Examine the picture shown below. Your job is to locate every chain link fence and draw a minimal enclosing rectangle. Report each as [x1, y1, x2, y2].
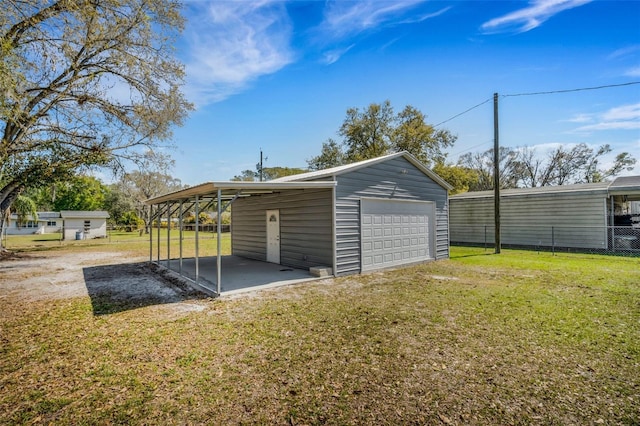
[451, 224, 640, 256]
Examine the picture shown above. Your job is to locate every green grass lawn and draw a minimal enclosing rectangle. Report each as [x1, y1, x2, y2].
[1, 246, 638, 424]
[2, 229, 231, 258]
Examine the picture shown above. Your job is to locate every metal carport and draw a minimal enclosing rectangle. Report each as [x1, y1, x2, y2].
[145, 181, 337, 296]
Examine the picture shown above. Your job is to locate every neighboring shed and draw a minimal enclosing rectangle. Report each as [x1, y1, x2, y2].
[146, 151, 452, 294]
[60, 211, 109, 240]
[449, 176, 640, 251]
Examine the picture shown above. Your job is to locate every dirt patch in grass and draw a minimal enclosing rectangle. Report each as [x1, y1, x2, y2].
[1, 247, 638, 424]
[0, 250, 205, 316]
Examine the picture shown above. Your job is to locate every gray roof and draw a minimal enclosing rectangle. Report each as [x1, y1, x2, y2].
[60, 211, 110, 219]
[9, 212, 60, 221]
[271, 151, 453, 190]
[37, 212, 62, 219]
[610, 175, 640, 190]
[451, 176, 640, 200]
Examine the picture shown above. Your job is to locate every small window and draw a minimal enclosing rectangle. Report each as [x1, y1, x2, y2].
[84, 220, 91, 232]
[269, 214, 278, 222]
[47, 221, 57, 226]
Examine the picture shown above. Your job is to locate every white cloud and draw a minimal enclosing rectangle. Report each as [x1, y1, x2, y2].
[322, 44, 355, 65]
[315, 1, 446, 63]
[321, 0, 427, 39]
[523, 142, 571, 152]
[572, 103, 640, 133]
[608, 45, 640, 60]
[182, 1, 294, 106]
[565, 113, 594, 123]
[400, 7, 452, 25]
[624, 67, 640, 78]
[603, 103, 640, 121]
[575, 121, 640, 132]
[481, 0, 593, 34]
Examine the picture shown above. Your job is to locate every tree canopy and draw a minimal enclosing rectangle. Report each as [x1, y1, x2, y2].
[0, 0, 192, 247]
[457, 143, 637, 191]
[51, 176, 109, 212]
[307, 101, 456, 170]
[231, 166, 307, 181]
[516, 144, 636, 187]
[11, 195, 38, 227]
[115, 151, 184, 232]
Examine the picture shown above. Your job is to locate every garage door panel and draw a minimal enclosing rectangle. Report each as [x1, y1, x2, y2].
[361, 199, 433, 272]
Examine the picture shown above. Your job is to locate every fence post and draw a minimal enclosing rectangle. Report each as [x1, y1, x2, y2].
[484, 225, 487, 251]
[611, 225, 615, 253]
[551, 226, 555, 256]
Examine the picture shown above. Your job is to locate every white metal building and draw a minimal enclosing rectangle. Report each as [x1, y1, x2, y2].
[60, 211, 110, 240]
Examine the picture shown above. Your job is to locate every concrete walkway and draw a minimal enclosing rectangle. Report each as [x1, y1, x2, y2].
[159, 255, 320, 295]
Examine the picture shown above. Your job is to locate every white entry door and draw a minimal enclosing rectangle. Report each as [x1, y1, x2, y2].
[266, 209, 280, 264]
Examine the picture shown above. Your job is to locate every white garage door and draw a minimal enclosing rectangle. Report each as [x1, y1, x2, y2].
[360, 199, 434, 272]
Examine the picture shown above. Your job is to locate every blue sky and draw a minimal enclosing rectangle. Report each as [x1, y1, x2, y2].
[168, 0, 640, 185]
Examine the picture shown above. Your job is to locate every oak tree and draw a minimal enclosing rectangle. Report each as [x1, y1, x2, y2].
[307, 101, 456, 169]
[0, 0, 192, 248]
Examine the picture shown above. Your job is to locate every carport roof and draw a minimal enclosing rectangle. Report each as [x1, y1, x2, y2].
[145, 180, 336, 205]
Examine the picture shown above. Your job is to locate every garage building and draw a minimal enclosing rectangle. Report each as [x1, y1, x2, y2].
[146, 151, 451, 294]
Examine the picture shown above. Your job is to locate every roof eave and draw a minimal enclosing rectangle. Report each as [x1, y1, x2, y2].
[145, 181, 337, 205]
[276, 151, 453, 191]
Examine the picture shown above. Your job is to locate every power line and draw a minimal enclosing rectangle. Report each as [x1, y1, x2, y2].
[433, 81, 640, 129]
[504, 81, 640, 98]
[449, 139, 493, 158]
[434, 97, 492, 128]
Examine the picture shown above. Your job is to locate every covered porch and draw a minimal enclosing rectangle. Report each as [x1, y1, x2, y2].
[607, 176, 640, 251]
[146, 180, 336, 296]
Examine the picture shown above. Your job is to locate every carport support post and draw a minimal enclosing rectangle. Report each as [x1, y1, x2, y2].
[157, 204, 161, 263]
[493, 92, 501, 254]
[195, 194, 200, 283]
[166, 201, 171, 270]
[149, 204, 153, 263]
[179, 200, 183, 275]
[217, 189, 222, 294]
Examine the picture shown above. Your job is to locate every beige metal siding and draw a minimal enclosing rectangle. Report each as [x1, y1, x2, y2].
[232, 188, 333, 270]
[450, 192, 607, 249]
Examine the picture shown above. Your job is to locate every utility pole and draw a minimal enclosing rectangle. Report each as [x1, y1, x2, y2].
[259, 149, 264, 182]
[493, 93, 501, 254]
